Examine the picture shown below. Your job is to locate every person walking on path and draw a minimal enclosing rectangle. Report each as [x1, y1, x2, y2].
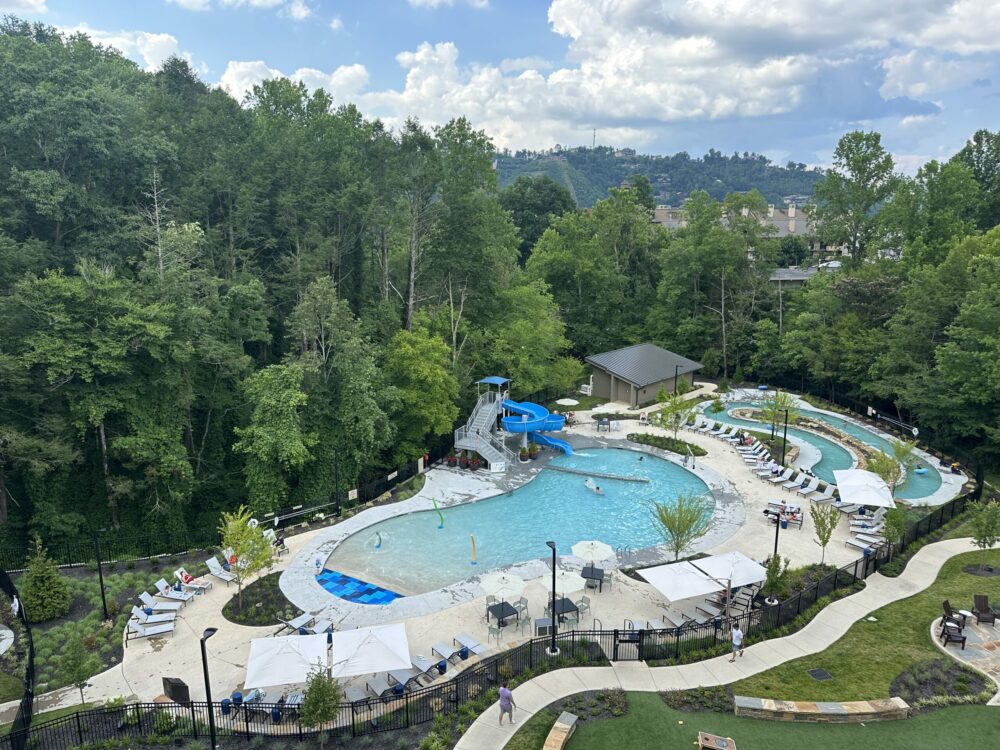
[729, 624, 744, 662]
[498, 681, 516, 725]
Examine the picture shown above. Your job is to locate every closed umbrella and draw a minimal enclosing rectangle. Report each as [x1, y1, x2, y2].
[571, 540, 614, 565]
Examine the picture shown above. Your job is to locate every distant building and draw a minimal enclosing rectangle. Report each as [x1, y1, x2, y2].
[585, 343, 702, 408]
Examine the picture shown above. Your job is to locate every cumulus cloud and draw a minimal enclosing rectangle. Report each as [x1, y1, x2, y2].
[499, 56, 553, 73]
[881, 51, 987, 98]
[408, 0, 489, 8]
[0, 0, 47, 11]
[283, 0, 310, 20]
[61, 23, 187, 71]
[329, 15, 343, 32]
[219, 60, 369, 102]
[166, 0, 210, 10]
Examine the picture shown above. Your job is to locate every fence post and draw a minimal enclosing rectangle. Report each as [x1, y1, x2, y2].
[405, 692, 410, 728]
[191, 703, 198, 738]
[75, 711, 84, 745]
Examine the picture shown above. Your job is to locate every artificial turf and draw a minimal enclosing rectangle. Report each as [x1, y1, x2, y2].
[565, 693, 997, 750]
[733, 548, 1000, 701]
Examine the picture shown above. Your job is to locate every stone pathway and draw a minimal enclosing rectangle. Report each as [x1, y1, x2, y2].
[931, 615, 1000, 702]
[453, 537, 999, 750]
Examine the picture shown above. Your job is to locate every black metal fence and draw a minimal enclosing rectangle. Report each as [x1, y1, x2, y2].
[0, 569, 33, 750]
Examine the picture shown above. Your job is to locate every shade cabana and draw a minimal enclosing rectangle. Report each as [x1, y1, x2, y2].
[637, 551, 767, 619]
[329, 623, 411, 679]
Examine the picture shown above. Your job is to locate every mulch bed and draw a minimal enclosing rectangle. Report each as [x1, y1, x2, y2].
[962, 564, 1000, 577]
[889, 657, 989, 705]
[221, 572, 296, 627]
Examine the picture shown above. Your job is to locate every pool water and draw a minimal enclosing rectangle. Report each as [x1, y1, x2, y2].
[323, 448, 709, 595]
[707, 401, 942, 499]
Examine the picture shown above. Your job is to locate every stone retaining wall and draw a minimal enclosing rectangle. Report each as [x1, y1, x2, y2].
[733, 695, 910, 723]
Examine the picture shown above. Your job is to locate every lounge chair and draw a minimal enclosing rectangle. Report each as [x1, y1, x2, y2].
[942, 600, 965, 627]
[388, 667, 422, 691]
[852, 507, 886, 523]
[366, 675, 393, 698]
[138, 591, 184, 612]
[708, 424, 727, 437]
[453, 633, 487, 655]
[854, 533, 886, 547]
[432, 642, 458, 662]
[810, 486, 837, 504]
[837, 503, 860, 515]
[844, 538, 872, 553]
[130, 605, 176, 625]
[127, 620, 174, 643]
[973, 595, 997, 627]
[741, 443, 765, 457]
[797, 478, 820, 497]
[344, 685, 368, 710]
[716, 426, 738, 440]
[781, 474, 803, 491]
[205, 556, 237, 586]
[305, 619, 333, 636]
[697, 420, 716, 433]
[411, 654, 439, 676]
[768, 468, 794, 484]
[155, 578, 194, 603]
[743, 450, 769, 463]
[276, 613, 315, 635]
[174, 567, 212, 594]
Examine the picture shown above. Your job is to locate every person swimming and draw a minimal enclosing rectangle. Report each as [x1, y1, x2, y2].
[638, 455, 644, 462]
[584, 478, 603, 494]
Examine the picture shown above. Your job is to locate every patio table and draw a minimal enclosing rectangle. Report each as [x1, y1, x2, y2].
[582, 566, 604, 592]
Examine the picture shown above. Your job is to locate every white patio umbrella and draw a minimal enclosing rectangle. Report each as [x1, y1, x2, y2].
[638, 551, 767, 620]
[479, 571, 526, 602]
[244, 634, 328, 690]
[329, 623, 411, 679]
[552, 569, 584, 595]
[571, 540, 615, 565]
[833, 469, 895, 509]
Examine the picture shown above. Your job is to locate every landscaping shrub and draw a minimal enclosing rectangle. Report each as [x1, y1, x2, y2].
[19, 536, 72, 623]
[890, 658, 989, 705]
[661, 685, 733, 713]
[627, 432, 707, 456]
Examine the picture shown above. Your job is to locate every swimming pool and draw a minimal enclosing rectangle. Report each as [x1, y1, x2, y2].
[707, 400, 942, 499]
[323, 448, 710, 595]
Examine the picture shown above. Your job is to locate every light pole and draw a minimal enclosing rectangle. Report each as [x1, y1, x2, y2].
[545, 541, 559, 656]
[333, 448, 341, 515]
[673, 364, 681, 394]
[92, 528, 109, 621]
[200, 628, 219, 750]
[773, 513, 781, 558]
[780, 409, 789, 465]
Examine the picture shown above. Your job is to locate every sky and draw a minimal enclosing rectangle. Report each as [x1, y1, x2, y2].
[5, 0, 1000, 171]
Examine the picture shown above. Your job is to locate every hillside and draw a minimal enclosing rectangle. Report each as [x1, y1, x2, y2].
[496, 146, 825, 207]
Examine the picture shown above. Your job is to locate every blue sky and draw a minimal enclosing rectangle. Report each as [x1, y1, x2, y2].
[7, 0, 1000, 171]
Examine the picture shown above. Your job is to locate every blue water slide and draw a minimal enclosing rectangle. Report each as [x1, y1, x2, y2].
[501, 400, 573, 455]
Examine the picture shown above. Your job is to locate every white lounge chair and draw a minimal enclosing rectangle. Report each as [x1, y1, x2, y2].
[174, 567, 212, 594]
[744, 451, 769, 464]
[130, 605, 176, 625]
[855, 533, 886, 547]
[797, 478, 821, 497]
[715, 426, 738, 440]
[206, 556, 237, 585]
[708, 424, 728, 437]
[155, 578, 194, 602]
[737, 441, 762, 454]
[768, 468, 794, 484]
[127, 619, 175, 642]
[276, 612, 314, 635]
[453, 633, 487, 655]
[810, 486, 837, 503]
[781, 473, 803, 491]
[697, 420, 716, 433]
[845, 538, 872, 553]
[139, 591, 184, 612]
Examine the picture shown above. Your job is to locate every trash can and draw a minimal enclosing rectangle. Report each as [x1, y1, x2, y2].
[780, 519, 788, 529]
[271, 708, 282, 724]
[437, 660, 447, 676]
[220, 699, 231, 716]
[459, 646, 469, 660]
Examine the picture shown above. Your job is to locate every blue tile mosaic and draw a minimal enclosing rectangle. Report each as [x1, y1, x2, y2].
[315, 568, 404, 605]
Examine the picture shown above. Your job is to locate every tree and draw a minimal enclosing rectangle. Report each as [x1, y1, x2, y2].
[657, 393, 697, 440]
[867, 450, 903, 497]
[19, 536, 71, 623]
[968, 500, 1000, 572]
[651, 493, 712, 560]
[810, 503, 840, 564]
[499, 174, 575, 265]
[62, 635, 101, 706]
[299, 667, 343, 749]
[762, 554, 790, 603]
[813, 131, 896, 263]
[218, 505, 274, 610]
[382, 324, 459, 464]
[233, 364, 315, 514]
[953, 128, 1000, 231]
[759, 391, 799, 438]
[883, 507, 908, 562]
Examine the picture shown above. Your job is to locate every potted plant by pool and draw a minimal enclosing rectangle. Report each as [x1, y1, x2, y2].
[469, 453, 482, 471]
[447, 451, 458, 467]
[529, 442, 540, 460]
[519, 446, 530, 463]
[459, 450, 469, 469]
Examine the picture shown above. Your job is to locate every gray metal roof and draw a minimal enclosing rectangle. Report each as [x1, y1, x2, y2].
[769, 267, 818, 282]
[585, 344, 703, 388]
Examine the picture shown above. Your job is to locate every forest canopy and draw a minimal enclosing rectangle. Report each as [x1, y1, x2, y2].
[1, 18, 999, 550]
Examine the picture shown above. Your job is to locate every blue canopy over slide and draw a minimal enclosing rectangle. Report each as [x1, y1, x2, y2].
[501, 400, 573, 455]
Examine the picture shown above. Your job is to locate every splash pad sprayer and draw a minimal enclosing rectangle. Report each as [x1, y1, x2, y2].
[470, 534, 477, 565]
[432, 499, 444, 529]
[375, 532, 382, 550]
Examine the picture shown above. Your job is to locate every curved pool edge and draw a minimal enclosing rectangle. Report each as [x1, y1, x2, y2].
[278, 440, 744, 630]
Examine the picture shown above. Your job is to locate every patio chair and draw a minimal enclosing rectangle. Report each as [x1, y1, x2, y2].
[513, 596, 529, 616]
[138, 591, 184, 612]
[519, 616, 534, 635]
[576, 595, 592, 617]
[263, 528, 289, 557]
[155, 578, 194, 603]
[205, 556, 237, 586]
[487, 625, 504, 645]
[973, 595, 997, 627]
[130, 605, 176, 625]
[602, 571, 613, 590]
[174, 567, 212, 594]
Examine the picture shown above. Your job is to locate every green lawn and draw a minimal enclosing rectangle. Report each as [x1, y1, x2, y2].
[1, 703, 95, 734]
[0, 671, 23, 704]
[565, 693, 996, 750]
[505, 708, 560, 750]
[733, 548, 1000, 701]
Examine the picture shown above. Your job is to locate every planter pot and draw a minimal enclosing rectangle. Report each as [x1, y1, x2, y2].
[447, 457, 458, 467]
[460, 459, 469, 468]
[764, 596, 779, 606]
[519, 454, 530, 464]
[469, 460, 482, 471]
[530, 452, 539, 461]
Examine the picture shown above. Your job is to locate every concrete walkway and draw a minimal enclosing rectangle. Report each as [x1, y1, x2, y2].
[454, 537, 996, 750]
